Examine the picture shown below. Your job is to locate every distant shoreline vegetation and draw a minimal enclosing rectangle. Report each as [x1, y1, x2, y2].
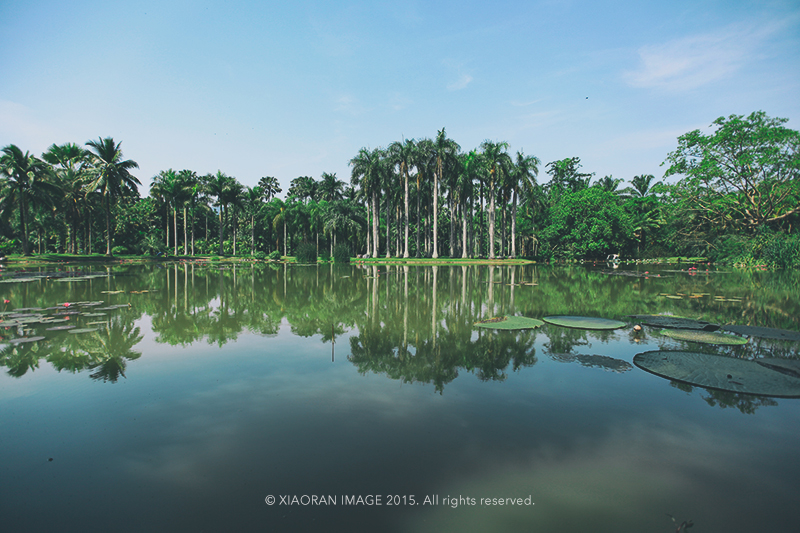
[1, 112, 798, 268]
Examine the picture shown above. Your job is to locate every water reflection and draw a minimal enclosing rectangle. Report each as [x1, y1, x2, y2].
[1, 263, 799, 400]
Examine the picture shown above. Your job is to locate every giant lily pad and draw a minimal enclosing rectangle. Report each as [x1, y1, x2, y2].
[543, 316, 626, 330]
[47, 325, 76, 331]
[549, 353, 633, 373]
[720, 325, 800, 342]
[67, 328, 99, 334]
[660, 329, 748, 345]
[634, 350, 800, 397]
[627, 315, 719, 331]
[474, 316, 544, 330]
[757, 358, 800, 378]
[9, 336, 46, 344]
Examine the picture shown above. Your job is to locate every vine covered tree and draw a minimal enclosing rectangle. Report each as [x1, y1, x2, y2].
[664, 111, 800, 232]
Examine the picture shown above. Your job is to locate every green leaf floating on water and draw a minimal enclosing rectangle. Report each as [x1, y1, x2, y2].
[720, 325, 800, 342]
[659, 328, 748, 345]
[543, 316, 627, 330]
[9, 336, 46, 344]
[474, 316, 545, 330]
[68, 328, 99, 334]
[634, 350, 800, 397]
[627, 315, 718, 331]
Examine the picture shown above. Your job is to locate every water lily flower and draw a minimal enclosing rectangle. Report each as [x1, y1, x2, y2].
[3, 299, 9, 304]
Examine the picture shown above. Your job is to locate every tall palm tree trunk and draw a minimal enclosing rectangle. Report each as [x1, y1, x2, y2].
[174, 207, 178, 256]
[462, 199, 468, 258]
[489, 176, 497, 259]
[433, 171, 439, 258]
[372, 191, 378, 258]
[403, 172, 410, 258]
[105, 196, 112, 255]
[184, 207, 188, 256]
[510, 189, 518, 258]
[218, 207, 224, 255]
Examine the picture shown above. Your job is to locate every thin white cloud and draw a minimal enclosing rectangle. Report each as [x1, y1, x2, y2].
[447, 74, 473, 91]
[624, 22, 782, 91]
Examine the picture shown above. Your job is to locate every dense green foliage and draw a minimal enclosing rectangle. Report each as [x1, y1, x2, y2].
[295, 242, 318, 264]
[1, 111, 797, 266]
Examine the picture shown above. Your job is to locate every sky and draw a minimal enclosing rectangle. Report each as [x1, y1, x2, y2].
[1, 0, 798, 198]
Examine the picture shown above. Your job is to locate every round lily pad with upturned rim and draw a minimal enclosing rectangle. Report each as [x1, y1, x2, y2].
[720, 325, 800, 342]
[659, 328, 748, 345]
[634, 350, 800, 397]
[543, 316, 626, 330]
[474, 316, 544, 330]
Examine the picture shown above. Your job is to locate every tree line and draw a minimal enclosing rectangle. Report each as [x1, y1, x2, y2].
[1, 111, 798, 265]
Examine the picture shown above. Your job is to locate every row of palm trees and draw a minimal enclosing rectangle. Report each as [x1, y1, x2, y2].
[349, 128, 542, 259]
[1, 138, 139, 256]
[2, 131, 663, 259]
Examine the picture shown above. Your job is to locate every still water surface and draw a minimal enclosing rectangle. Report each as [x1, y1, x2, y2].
[1, 262, 799, 532]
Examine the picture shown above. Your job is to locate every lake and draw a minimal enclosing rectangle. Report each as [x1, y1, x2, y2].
[1, 262, 799, 532]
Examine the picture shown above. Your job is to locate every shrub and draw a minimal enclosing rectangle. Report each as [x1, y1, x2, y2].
[319, 249, 330, 262]
[111, 245, 128, 256]
[333, 244, 350, 264]
[296, 242, 317, 264]
[764, 234, 800, 269]
[253, 251, 266, 260]
[268, 250, 281, 261]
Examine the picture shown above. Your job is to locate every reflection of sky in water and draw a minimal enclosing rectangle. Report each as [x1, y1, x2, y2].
[1, 264, 799, 532]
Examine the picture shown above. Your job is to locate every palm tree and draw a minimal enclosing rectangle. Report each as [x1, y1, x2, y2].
[272, 200, 288, 257]
[317, 172, 344, 202]
[508, 151, 540, 258]
[288, 176, 317, 202]
[458, 150, 481, 257]
[350, 147, 384, 258]
[480, 140, 512, 259]
[243, 185, 264, 255]
[258, 176, 282, 203]
[177, 170, 198, 255]
[412, 139, 434, 257]
[205, 170, 236, 255]
[388, 138, 415, 258]
[1, 145, 60, 255]
[43, 143, 89, 254]
[432, 128, 460, 258]
[84, 137, 140, 256]
[150, 169, 181, 254]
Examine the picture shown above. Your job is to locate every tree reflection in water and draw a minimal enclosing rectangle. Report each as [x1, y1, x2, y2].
[0, 262, 797, 411]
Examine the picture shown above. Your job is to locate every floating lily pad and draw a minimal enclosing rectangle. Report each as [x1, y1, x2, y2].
[67, 328, 99, 334]
[634, 350, 800, 397]
[78, 301, 105, 307]
[660, 329, 748, 345]
[543, 316, 626, 330]
[474, 316, 544, 330]
[0, 277, 38, 283]
[54, 277, 88, 282]
[757, 358, 800, 378]
[549, 353, 633, 373]
[80, 312, 107, 317]
[9, 336, 46, 344]
[101, 290, 125, 294]
[720, 325, 800, 342]
[47, 325, 76, 331]
[627, 315, 719, 331]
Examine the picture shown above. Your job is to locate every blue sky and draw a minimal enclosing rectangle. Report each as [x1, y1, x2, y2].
[2, 0, 798, 197]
